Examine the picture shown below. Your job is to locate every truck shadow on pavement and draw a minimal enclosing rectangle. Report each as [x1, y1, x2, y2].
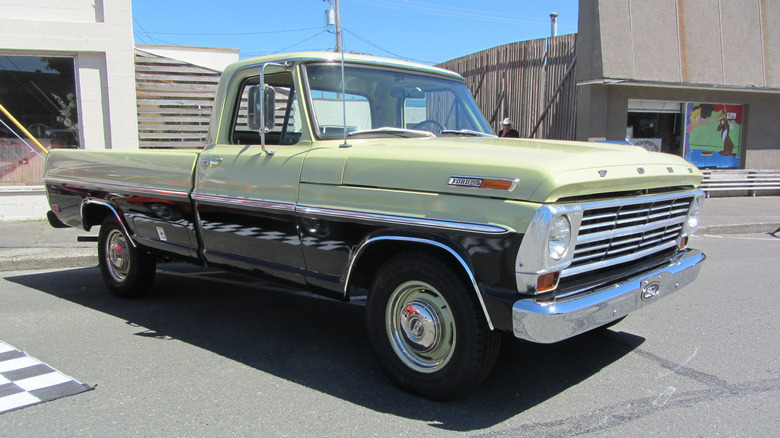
[7, 264, 646, 432]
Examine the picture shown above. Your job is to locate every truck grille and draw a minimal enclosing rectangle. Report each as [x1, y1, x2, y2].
[563, 194, 693, 277]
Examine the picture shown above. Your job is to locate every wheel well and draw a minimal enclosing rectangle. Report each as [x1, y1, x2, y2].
[82, 203, 111, 230]
[82, 201, 126, 232]
[348, 239, 474, 297]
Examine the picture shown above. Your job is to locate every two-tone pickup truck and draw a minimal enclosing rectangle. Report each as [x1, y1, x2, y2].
[43, 52, 705, 399]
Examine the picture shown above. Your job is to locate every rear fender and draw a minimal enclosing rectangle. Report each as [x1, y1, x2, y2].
[81, 198, 136, 248]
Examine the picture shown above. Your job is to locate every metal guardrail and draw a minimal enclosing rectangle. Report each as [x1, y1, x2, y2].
[700, 169, 780, 197]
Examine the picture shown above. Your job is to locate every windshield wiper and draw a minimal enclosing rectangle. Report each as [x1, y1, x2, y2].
[440, 129, 497, 138]
[347, 127, 436, 139]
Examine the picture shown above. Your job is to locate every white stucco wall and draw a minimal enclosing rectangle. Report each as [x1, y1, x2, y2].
[0, 0, 138, 150]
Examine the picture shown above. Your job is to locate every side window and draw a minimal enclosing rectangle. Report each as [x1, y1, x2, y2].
[231, 74, 302, 145]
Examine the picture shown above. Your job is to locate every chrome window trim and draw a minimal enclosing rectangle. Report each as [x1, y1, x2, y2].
[43, 177, 190, 201]
[301, 62, 478, 141]
[297, 205, 511, 235]
[345, 235, 495, 331]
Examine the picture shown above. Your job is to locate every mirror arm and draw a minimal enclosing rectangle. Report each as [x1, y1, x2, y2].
[260, 62, 286, 156]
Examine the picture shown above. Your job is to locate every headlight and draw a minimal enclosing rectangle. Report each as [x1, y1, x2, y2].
[686, 197, 701, 233]
[548, 215, 572, 261]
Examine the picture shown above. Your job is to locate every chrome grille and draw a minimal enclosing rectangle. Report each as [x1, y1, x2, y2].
[563, 195, 693, 277]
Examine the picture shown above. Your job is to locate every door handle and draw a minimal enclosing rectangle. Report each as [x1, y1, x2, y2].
[200, 157, 223, 168]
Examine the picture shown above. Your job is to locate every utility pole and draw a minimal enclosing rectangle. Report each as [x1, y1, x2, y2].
[333, 0, 343, 52]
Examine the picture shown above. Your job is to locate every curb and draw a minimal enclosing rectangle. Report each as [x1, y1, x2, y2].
[0, 252, 97, 273]
[698, 223, 780, 236]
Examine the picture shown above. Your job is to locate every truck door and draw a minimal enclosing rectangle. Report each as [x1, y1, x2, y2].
[193, 68, 310, 284]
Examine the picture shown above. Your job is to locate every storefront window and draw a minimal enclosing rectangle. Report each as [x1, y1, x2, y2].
[626, 101, 683, 156]
[0, 55, 79, 185]
[684, 103, 742, 169]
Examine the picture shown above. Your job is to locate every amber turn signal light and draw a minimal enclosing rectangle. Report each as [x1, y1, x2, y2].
[537, 271, 560, 293]
[480, 178, 515, 191]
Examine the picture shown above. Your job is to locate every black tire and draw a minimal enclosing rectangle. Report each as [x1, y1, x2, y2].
[97, 217, 156, 298]
[366, 252, 501, 400]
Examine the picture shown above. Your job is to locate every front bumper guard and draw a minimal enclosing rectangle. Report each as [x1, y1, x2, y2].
[512, 249, 705, 344]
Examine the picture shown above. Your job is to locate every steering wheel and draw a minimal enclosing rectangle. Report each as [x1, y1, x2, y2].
[411, 119, 444, 135]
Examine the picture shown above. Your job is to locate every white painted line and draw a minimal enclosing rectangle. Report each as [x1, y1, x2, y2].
[15, 372, 72, 392]
[0, 342, 14, 354]
[0, 374, 9, 385]
[0, 392, 39, 412]
[0, 357, 39, 373]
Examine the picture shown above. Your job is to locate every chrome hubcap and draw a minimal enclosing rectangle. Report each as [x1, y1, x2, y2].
[386, 281, 455, 373]
[106, 229, 130, 282]
[400, 300, 441, 353]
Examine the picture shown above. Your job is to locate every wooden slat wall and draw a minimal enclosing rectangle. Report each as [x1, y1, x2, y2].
[135, 50, 220, 148]
[438, 34, 577, 140]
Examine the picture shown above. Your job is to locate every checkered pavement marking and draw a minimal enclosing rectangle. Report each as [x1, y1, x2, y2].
[0, 341, 91, 414]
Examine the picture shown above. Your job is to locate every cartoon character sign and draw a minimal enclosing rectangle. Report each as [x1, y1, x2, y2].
[684, 103, 742, 168]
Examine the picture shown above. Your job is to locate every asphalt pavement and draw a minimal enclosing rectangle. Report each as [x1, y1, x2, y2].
[0, 196, 778, 272]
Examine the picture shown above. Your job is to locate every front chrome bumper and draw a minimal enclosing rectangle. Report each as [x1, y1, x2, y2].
[512, 249, 705, 344]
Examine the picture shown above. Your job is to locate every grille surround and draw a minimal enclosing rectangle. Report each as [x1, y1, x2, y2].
[562, 194, 695, 278]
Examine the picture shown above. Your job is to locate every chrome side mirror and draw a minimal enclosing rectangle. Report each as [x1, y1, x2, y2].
[247, 84, 276, 133]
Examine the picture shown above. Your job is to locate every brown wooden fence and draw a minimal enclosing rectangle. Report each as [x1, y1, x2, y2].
[437, 34, 577, 140]
[135, 49, 220, 149]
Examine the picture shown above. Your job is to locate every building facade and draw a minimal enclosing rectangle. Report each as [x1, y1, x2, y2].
[576, 0, 780, 169]
[0, 0, 138, 219]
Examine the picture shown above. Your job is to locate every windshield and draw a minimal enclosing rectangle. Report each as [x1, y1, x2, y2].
[304, 63, 493, 138]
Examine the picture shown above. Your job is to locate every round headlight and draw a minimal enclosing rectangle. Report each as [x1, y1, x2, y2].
[548, 215, 572, 261]
[686, 198, 701, 232]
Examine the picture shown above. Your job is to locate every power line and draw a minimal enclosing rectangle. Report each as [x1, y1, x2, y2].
[346, 0, 562, 27]
[132, 18, 159, 45]
[137, 27, 324, 37]
[342, 28, 435, 64]
[268, 30, 330, 55]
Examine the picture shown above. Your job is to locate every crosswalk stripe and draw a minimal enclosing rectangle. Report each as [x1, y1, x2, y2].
[0, 341, 91, 414]
[15, 372, 72, 392]
[0, 392, 39, 412]
[0, 357, 39, 373]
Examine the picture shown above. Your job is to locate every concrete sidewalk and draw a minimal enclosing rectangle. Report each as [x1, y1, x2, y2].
[0, 196, 778, 272]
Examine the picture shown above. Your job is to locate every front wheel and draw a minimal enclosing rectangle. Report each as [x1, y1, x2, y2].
[366, 252, 500, 399]
[97, 217, 156, 298]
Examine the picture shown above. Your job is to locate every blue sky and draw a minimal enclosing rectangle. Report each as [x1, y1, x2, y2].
[132, 0, 578, 65]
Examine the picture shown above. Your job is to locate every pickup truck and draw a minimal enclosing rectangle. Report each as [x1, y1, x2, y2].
[43, 52, 705, 399]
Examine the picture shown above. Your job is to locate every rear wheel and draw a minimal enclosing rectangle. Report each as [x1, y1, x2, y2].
[97, 217, 156, 298]
[366, 252, 500, 399]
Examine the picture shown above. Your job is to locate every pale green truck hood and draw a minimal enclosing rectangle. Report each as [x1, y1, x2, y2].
[320, 137, 702, 203]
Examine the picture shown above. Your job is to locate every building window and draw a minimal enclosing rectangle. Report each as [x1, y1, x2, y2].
[626, 100, 683, 156]
[0, 55, 79, 185]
